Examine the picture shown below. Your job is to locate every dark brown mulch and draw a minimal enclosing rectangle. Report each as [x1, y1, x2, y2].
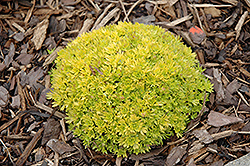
[1, 0, 250, 165]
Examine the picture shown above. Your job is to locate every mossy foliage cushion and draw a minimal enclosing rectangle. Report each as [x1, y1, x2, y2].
[48, 22, 213, 157]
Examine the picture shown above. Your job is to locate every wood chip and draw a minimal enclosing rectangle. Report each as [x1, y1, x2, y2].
[91, 3, 114, 30]
[193, 129, 214, 144]
[43, 46, 63, 67]
[78, 18, 94, 36]
[0, 86, 9, 107]
[47, 139, 75, 155]
[31, 19, 49, 50]
[226, 79, 241, 94]
[123, 0, 144, 22]
[95, 7, 120, 29]
[166, 144, 188, 165]
[204, 7, 221, 18]
[239, 67, 250, 78]
[4, 42, 15, 67]
[207, 110, 243, 127]
[12, 22, 25, 33]
[235, 11, 248, 40]
[41, 119, 61, 145]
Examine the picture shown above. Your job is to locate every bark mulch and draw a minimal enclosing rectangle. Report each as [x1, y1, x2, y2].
[1, 0, 250, 165]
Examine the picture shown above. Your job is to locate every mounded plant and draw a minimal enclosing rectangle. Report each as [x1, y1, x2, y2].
[48, 22, 213, 157]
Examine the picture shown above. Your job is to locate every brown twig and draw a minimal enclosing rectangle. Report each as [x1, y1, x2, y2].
[123, 0, 144, 22]
[16, 127, 44, 166]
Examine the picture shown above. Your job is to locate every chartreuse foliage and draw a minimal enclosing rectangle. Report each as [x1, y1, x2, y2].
[47, 22, 213, 157]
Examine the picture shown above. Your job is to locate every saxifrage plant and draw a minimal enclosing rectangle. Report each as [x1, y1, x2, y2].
[47, 22, 213, 157]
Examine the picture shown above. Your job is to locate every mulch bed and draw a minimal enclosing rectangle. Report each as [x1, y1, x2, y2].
[1, 0, 250, 165]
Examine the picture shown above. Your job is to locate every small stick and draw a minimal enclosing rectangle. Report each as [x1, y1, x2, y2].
[78, 18, 94, 36]
[236, 77, 250, 85]
[123, 0, 144, 22]
[156, 15, 193, 27]
[211, 130, 237, 141]
[16, 127, 44, 166]
[12, 22, 25, 33]
[17, 75, 26, 111]
[29, 91, 66, 119]
[221, 0, 238, 5]
[235, 11, 248, 40]
[88, 0, 101, 12]
[91, 3, 114, 30]
[193, 6, 206, 33]
[190, 4, 232, 8]
[146, 0, 178, 6]
[60, 119, 67, 141]
[24, 0, 35, 23]
[237, 90, 250, 107]
[119, 0, 129, 22]
[0, 138, 14, 164]
[95, 7, 120, 29]
[235, 98, 241, 117]
[244, 0, 250, 7]
[0, 112, 27, 133]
